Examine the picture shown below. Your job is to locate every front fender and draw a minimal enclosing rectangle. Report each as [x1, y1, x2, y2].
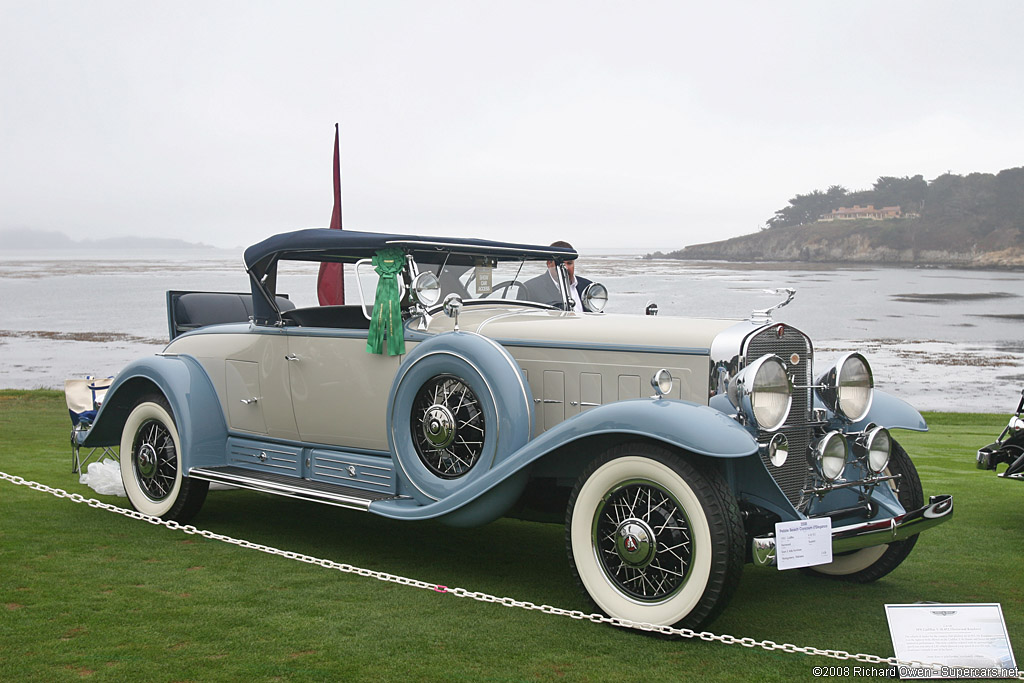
[370, 398, 758, 522]
[81, 353, 227, 471]
[848, 389, 928, 432]
[529, 398, 759, 459]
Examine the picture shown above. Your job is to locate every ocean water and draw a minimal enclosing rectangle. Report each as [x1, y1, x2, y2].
[1, 249, 1022, 413]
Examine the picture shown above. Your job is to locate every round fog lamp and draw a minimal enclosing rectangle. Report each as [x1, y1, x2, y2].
[651, 369, 673, 398]
[814, 431, 848, 482]
[865, 426, 891, 473]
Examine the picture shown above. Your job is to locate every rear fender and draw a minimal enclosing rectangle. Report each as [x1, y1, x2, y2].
[81, 354, 227, 471]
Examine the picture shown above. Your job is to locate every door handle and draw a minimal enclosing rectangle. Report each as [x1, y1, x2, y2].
[284, 354, 300, 362]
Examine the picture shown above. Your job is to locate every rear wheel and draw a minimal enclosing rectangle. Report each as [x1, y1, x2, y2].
[566, 442, 744, 629]
[803, 440, 922, 582]
[119, 395, 208, 522]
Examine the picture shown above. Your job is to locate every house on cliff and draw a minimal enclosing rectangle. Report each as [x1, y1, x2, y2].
[818, 205, 911, 221]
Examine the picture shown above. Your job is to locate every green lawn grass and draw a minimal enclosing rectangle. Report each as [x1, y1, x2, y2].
[1, 390, 1020, 682]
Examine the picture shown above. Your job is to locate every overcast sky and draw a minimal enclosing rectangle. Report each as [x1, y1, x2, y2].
[2, 1, 1022, 250]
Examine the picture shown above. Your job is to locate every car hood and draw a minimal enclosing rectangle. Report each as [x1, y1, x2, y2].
[419, 307, 743, 354]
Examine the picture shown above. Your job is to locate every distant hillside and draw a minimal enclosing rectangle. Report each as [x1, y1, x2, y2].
[2, 229, 214, 250]
[657, 168, 1024, 267]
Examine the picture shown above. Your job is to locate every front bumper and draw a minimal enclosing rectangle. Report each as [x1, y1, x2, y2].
[751, 494, 953, 568]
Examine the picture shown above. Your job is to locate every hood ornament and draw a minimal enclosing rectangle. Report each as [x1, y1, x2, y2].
[751, 288, 796, 323]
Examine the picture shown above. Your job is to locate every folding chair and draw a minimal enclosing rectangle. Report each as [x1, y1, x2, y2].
[65, 376, 117, 474]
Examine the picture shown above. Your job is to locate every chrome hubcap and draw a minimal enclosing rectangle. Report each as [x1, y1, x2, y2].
[411, 375, 485, 479]
[615, 519, 656, 569]
[136, 442, 158, 478]
[422, 405, 456, 449]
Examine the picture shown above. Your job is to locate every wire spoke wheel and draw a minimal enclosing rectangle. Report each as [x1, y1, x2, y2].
[132, 418, 178, 501]
[119, 396, 208, 521]
[594, 479, 693, 602]
[567, 443, 744, 628]
[411, 375, 485, 479]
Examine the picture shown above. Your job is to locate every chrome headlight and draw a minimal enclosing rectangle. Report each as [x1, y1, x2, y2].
[817, 352, 874, 422]
[411, 271, 441, 307]
[863, 425, 891, 473]
[727, 354, 792, 432]
[581, 282, 608, 313]
[813, 431, 848, 481]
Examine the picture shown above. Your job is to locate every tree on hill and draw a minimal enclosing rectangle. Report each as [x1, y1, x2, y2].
[872, 174, 926, 213]
[767, 184, 848, 229]
[765, 170, 1023, 234]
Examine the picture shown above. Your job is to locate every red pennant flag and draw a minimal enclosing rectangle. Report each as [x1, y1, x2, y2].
[317, 123, 345, 305]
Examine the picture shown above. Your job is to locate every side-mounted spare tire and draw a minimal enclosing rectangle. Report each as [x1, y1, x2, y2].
[388, 331, 534, 503]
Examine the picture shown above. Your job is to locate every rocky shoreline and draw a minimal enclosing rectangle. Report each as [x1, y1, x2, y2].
[654, 221, 1024, 268]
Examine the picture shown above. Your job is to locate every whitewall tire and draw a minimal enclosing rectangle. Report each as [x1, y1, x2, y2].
[119, 396, 208, 522]
[566, 443, 744, 629]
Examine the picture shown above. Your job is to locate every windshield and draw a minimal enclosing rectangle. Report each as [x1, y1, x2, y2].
[264, 254, 577, 318]
[429, 259, 569, 308]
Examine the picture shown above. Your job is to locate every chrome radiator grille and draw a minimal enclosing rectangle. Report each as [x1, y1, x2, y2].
[746, 325, 813, 508]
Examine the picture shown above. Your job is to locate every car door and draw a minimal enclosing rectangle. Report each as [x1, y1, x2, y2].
[284, 329, 401, 451]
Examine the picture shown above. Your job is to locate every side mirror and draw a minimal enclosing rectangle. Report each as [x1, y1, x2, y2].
[442, 293, 463, 331]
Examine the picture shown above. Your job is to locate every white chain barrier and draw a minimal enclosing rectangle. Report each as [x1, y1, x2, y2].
[3, 470, 1020, 679]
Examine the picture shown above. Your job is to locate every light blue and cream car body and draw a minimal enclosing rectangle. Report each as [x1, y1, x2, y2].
[82, 229, 952, 628]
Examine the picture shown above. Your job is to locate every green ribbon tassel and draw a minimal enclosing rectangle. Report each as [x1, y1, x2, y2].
[366, 248, 406, 356]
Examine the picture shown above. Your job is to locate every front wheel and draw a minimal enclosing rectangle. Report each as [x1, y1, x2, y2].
[119, 395, 208, 522]
[566, 443, 744, 629]
[802, 440, 923, 582]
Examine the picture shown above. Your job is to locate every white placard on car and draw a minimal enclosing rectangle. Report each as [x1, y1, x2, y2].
[885, 603, 1017, 679]
[774, 518, 832, 570]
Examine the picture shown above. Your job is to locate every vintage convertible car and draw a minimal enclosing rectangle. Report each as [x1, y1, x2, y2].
[81, 228, 953, 628]
[976, 389, 1024, 481]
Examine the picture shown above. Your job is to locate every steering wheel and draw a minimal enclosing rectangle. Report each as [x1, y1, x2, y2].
[486, 280, 530, 300]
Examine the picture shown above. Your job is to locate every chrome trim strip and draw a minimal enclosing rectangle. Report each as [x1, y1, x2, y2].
[751, 494, 953, 567]
[188, 468, 377, 511]
[494, 338, 710, 356]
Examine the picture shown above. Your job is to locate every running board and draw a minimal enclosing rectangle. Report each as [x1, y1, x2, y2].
[189, 466, 401, 511]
